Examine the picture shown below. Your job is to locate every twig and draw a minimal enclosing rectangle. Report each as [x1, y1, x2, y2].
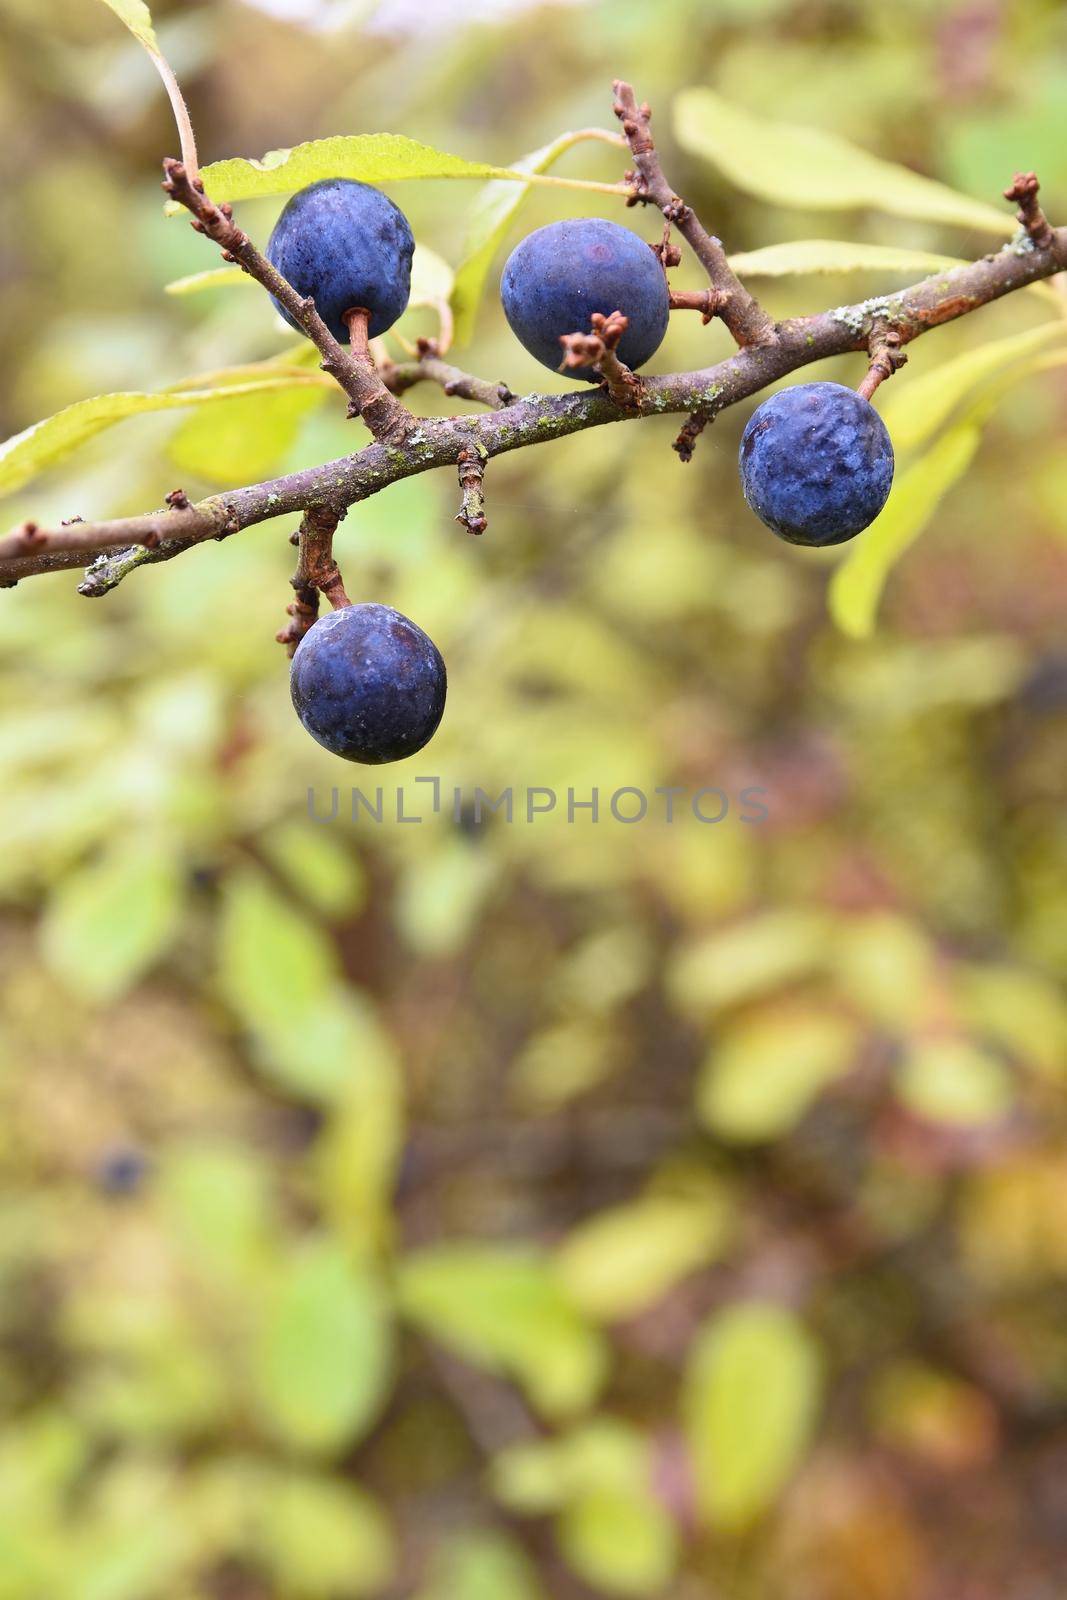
[612, 79, 778, 349]
[455, 448, 488, 535]
[857, 325, 907, 401]
[669, 288, 726, 324]
[276, 504, 348, 655]
[559, 311, 644, 408]
[673, 411, 710, 462]
[379, 339, 516, 409]
[1004, 172, 1055, 250]
[161, 159, 414, 444]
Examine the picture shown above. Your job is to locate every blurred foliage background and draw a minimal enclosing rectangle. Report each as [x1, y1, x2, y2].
[1, 0, 1067, 1595]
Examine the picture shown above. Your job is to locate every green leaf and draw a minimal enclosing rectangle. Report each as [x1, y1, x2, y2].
[728, 239, 963, 278]
[409, 243, 455, 307]
[164, 265, 248, 295]
[259, 1472, 394, 1598]
[554, 1189, 733, 1321]
[96, 0, 158, 53]
[0, 372, 326, 498]
[668, 909, 832, 1014]
[559, 1489, 678, 1598]
[698, 1009, 857, 1142]
[880, 321, 1066, 454]
[492, 1421, 648, 1514]
[217, 871, 396, 1106]
[183, 134, 623, 210]
[160, 1142, 275, 1286]
[416, 1532, 544, 1600]
[450, 130, 614, 345]
[829, 422, 982, 639]
[398, 1246, 607, 1419]
[958, 964, 1067, 1081]
[41, 840, 183, 1004]
[896, 1038, 1014, 1127]
[684, 1302, 822, 1530]
[673, 88, 1013, 235]
[169, 384, 324, 484]
[251, 1239, 392, 1455]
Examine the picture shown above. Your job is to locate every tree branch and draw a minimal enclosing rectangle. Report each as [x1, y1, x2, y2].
[5, 58, 1066, 599]
[161, 159, 414, 444]
[276, 504, 349, 656]
[612, 78, 778, 349]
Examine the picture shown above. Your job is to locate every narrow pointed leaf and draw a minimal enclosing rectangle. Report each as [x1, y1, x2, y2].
[674, 88, 1013, 235]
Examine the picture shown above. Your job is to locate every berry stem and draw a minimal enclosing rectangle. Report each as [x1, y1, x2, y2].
[277, 505, 349, 656]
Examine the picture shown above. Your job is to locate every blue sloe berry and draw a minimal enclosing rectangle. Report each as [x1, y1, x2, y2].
[500, 219, 670, 380]
[267, 179, 414, 343]
[739, 381, 894, 546]
[291, 603, 446, 764]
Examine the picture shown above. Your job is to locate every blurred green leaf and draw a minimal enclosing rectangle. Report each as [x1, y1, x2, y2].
[169, 384, 324, 484]
[41, 839, 183, 1003]
[415, 1531, 544, 1600]
[0, 372, 326, 498]
[558, 1488, 678, 1598]
[159, 1142, 275, 1286]
[251, 1238, 392, 1455]
[958, 964, 1067, 1081]
[674, 88, 1013, 233]
[164, 265, 248, 295]
[896, 1037, 1014, 1127]
[829, 422, 982, 640]
[398, 1246, 607, 1419]
[684, 1302, 822, 1530]
[881, 321, 1066, 454]
[259, 1472, 394, 1598]
[491, 1419, 648, 1512]
[668, 909, 831, 1014]
[260, 820, 366, 918]
[451, 130, 618, 345]
[554, 1189, 732, 1321]
[698, 1008, 857, 1142]
[728, 240, 962, 277]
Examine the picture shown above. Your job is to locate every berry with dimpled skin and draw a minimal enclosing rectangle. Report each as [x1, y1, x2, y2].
[291, 603, 446, 764]
[267, 179, 414, 344]
[739, 381, 894, 547]
[500, 219, 670, 381]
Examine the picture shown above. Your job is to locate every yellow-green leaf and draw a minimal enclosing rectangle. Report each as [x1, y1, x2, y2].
[729, 239, 963, 278]
[450, 130, 616, 345]
[896, 1038, 1014, 1127]
[829, 422, 982, 639]
[698, 1009, 858, 1143]
[0, 373, 327, 498]
[554, 1190, 733, 1321]
[164, 266, 248, 295]
[41, 840, 183, 1004]
[182, 134, 623, 210]
[398, 1246, 607, 1419]
[169, 384, 324, 484]
[251, 1239, 392, 1455]
[558, 1489, 678, 1598]
[881, 321, 1066, 453]
[96, 0, 158, 53]
[684, 1302, 822, 1530]
[674, 88, 1013, 235]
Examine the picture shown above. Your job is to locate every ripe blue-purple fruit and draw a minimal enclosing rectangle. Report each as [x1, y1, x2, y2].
[500, 219, 670, 380]
[267, 179, 414, 344]
[291, 603, 446, 764]
[739, 381, 894, 546]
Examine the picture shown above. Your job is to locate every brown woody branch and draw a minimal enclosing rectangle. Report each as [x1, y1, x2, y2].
[612, 79, 778, 349]
[455, 448, 488, 535]
[161, 158, 414, 445]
